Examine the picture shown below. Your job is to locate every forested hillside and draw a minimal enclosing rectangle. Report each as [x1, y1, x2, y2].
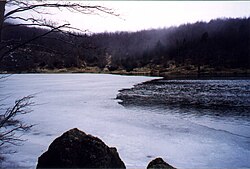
[1, 17, 249, 75]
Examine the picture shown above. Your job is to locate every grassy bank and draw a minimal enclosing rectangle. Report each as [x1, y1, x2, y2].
[1, 66, 250, 78]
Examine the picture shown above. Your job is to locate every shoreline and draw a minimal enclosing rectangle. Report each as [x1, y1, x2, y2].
[1, 67, 250, 79]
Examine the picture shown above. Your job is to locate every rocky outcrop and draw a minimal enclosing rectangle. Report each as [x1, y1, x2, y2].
[147, 157, 176, 169]
[36, 128, 126, 168]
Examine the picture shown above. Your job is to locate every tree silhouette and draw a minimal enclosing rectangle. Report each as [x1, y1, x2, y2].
[0, 0, 117, 62]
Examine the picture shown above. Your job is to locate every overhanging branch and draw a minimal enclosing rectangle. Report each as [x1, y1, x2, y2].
[4, 2, 118, 19]
[0, 23, 70, 61]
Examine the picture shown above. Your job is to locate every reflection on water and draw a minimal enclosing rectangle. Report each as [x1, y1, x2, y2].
[117, 78, 250, 118]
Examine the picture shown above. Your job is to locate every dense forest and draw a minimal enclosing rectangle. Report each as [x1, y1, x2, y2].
[0, 17, 249, 76]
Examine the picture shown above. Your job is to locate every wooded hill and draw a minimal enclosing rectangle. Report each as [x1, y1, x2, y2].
[1, 17, 249, 76]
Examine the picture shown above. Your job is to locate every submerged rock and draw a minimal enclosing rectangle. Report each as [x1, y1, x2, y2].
[37, 128, 126, 168]
[147, 157, 176, 169]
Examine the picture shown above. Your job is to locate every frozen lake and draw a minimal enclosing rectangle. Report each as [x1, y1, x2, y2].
[0, 74, 250, 169]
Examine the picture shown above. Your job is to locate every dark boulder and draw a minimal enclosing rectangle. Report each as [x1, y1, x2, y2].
[37, 128, 126, 168]
[147, 157, 176, 169]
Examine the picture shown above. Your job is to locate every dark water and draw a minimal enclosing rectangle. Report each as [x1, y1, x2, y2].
[117, 78, 250, 118]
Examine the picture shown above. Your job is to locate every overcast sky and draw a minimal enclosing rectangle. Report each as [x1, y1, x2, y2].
[9, 1, 250, 33]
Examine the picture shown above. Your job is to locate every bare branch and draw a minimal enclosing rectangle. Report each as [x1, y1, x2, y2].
[1, 0, 119, 64]
[3, 15, 88, 37]
[0, 95, 34, 128]
[0, 95, 34, 147]
[4, 16, 40, 22]
[0, 23, 69, 61]
[4, 2, 118, 19]
[6, 0, 29, 8]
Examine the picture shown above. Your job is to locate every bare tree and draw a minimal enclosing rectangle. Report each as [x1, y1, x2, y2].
[0, 0, 117, 61]
[0, 95, 34, 148]
[0, 74, 35, 157]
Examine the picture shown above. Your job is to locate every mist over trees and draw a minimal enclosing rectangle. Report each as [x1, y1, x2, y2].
[97, 17, 250, 72]
[0, 17, 249, 74]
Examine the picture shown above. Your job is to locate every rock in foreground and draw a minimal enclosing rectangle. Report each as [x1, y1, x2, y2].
[147, 157, 176, 169]
[37, 128, 126, 168]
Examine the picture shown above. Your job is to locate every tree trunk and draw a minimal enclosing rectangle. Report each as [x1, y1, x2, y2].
[0, 0, 6, 42]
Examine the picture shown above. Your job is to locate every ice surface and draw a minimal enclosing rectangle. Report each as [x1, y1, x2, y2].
[0, 74, 249, 169]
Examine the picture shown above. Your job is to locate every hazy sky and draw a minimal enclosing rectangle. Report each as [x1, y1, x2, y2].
[9, 1, 250, 33]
